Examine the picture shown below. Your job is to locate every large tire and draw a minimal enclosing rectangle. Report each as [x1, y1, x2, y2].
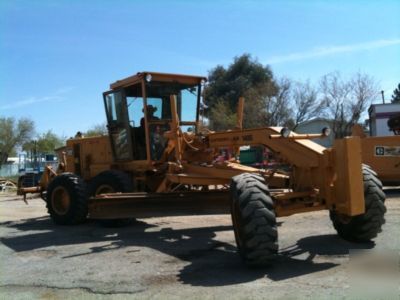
[230, 173, 278, 266]
[88, 170, 133, 195]
[88, 170, 135, 227]
[330, 165, 386, 242]
[46, 173, 88, 225]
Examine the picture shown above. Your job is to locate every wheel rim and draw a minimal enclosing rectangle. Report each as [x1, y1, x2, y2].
[51, 186, 71, 215]
[95, 184, 115, 195]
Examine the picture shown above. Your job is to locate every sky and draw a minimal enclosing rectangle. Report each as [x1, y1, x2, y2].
[1, 0, 399, 138]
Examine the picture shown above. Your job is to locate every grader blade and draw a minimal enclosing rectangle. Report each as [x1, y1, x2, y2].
[89, 191, 230, 219]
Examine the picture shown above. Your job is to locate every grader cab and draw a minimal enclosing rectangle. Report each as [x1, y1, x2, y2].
[19, 71, 386, 266]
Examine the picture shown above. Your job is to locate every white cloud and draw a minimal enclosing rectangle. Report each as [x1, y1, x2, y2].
[0, 86, 75, 110]
[266, 38, 400, 64]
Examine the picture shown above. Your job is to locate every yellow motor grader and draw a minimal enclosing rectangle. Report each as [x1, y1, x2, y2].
[19, 72, 386, 266]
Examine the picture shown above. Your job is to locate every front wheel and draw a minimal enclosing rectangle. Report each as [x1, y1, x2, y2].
[46, 173, 88, 225]
[330, 165, 386, 242]
[230, 173, 278, 266]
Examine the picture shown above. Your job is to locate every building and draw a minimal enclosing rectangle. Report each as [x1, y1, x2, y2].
[368, 103, 400, 136]
[0, 157, 19, 177]
[295, 118, 334, 148]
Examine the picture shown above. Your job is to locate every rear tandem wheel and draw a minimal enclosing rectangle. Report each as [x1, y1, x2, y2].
[88, 170, 135, 227]
[330, 165, 386, 242]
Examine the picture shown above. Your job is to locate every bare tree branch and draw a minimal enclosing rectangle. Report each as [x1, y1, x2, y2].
[292, 80, 324, 129]
[320, 71, 378, 138]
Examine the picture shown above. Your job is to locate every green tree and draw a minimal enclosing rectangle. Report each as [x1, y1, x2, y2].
[22, 130, 64, 157]
[391, 83, 400, 103]
[208, 101, 237, 131]
[85, 123, 108, 137]
[37, 131, 64, 152]
[205, 54, 278, 130]
[0, 117, 35, 166]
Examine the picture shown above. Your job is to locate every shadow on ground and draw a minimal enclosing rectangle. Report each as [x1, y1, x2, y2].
[384, 187, 400, 198]
[0, 216, 374, 287]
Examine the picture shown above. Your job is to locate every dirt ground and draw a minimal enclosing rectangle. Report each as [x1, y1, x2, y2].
[0, 188, 399, 299]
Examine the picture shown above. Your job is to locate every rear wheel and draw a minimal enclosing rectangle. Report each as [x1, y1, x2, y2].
[46, 173, 88, 225]
[330, 165, 386, 242]
[88, 170, 135, 227]
[230, 173, 278, 266]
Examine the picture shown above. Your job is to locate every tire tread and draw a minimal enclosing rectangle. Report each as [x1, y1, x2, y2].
[230, 173, 278, 266]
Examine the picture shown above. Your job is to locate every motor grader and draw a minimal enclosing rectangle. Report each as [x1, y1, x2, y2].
[19, 71, 386, 266]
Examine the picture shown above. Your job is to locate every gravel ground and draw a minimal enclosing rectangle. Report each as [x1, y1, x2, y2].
[0, 188, 399, 299]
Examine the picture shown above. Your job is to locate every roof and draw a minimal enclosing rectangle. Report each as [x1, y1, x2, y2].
[7, 157, 18, 163]
[368, 102, 400, 114]
[110, 71, 207, 90]
[369, 103, 400, 107]
[296, 118, 332, 127]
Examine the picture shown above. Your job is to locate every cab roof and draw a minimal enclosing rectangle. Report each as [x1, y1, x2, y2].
[110, 71, 207, 90]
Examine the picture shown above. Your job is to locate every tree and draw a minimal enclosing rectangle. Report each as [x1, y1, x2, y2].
[208, 101, 237, 131]
[266, 77, 294, 127]
[292, 80, 325, 130]
[0, 117, 35, 167]
[320, 72, 378, 138]
[85, 123, 108, 137]
[391, 83, 400, 103]
[37, 131, 64, 152]
[205, 54, 279, 130]
[22, 130, 64, 159]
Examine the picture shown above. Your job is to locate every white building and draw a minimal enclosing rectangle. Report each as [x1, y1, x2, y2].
[0, 157, 19, 177]
[368, 103, 400, 136]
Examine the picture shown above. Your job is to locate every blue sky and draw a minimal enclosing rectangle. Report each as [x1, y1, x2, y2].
[1, 0, 399, 138]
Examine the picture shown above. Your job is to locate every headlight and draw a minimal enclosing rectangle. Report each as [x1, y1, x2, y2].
[280, 127, 291, 138]
[322, 127, 331, 137]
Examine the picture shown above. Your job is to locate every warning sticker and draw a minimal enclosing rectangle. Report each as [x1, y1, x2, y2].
[375, 146, 400, 156]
